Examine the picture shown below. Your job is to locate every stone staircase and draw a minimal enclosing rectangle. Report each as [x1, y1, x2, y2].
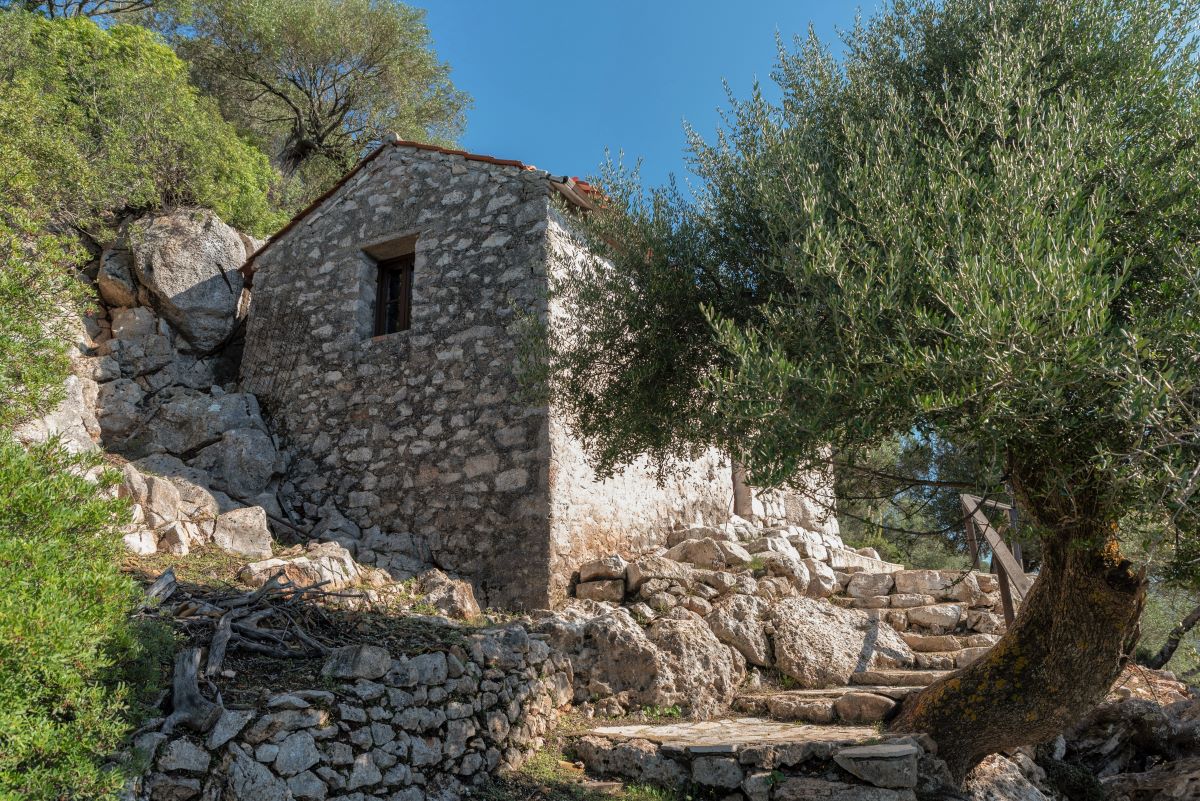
[732, 565, 1013, 728]
[572, 565, 1022, 798]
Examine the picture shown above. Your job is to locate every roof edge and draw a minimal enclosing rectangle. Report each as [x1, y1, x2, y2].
[240, 137, 593, 284]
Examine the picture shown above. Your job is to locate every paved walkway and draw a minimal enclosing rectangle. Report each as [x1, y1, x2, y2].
[589, 717, 875, 750]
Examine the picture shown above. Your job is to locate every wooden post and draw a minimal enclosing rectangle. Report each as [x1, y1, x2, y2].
[732, 461, 753, 519]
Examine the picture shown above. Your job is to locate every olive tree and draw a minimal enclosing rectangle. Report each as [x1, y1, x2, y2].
[169, 0, 468, 192]
[537, 0, 1200, 780]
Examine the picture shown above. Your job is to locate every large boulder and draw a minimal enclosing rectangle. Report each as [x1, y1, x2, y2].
[240, 541, 360, 590]
[706, 594, 771, 666]
[192, 428, 278, 500]
[769, 596, 914, 687]
[625, 556, 694, 593]
[97, 246, 138, 308]
[95, 378, 145, 442]
[126, 209, 248, 354]
[139, 388, 269, 457]
[573, 608, 743, 717]
[213, 506, 274, 558]
[418, 568, 483, 619]
[14, 374, 99, 454]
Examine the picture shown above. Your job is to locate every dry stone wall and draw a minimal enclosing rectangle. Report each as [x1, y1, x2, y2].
[131, 628, 572, 801]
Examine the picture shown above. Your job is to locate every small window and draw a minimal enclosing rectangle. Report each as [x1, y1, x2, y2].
[373, 253, 414, 336]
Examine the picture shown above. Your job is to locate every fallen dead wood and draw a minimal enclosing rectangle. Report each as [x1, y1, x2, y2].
[162, 648, 222, 734]
[149, 568, 344, 679]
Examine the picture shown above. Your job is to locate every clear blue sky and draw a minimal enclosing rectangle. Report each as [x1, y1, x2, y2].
[412, 1, 873, 189]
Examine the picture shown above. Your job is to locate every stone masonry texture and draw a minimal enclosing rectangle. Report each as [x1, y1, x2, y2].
[242, 143, 818, 610]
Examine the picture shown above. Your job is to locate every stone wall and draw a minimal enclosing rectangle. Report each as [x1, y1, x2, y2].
[242, 143, 822, 610]
[242, 144, 559, 609]
[133, 627, 572, 801]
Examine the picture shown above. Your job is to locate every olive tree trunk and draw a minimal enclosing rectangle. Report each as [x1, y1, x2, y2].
[889, 526, 1145, 782]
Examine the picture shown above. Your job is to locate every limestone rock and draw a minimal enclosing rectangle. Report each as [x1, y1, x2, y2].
[663, 537, 732, 570]
[274, 731, 321, 776]
[773, 777, 917, 800]
[207, 708, 254, 750]
[142, 474, 182, 527]
[963, 754, 1050, 801]
[321, 644, 392, 680]
[240, 541, 360, 591]
[907, 604, 965, 633]
[98, 249, 138, 309]
[847, 572, 896, 598]
[770, 596, 913, 687]
[226, 745, 291, 801]
[579, 554, 628, 583]
[124, 528, 158, 555]
[667, 525, 734, 547]
[833, 743, 921, 789]
[144, 773, 201, 801]
[643, 617, 745, 717]
[804, 558, 838, 598]
[573, 608, 742, 717]
[213, 506, 273, 558]
[157, 738, 210, 773]
[14, 374, 100, 454]
[625, 556, 693, 593]
[760, 552, 811, 593]
[707, 594, 771, 666]
[142, 389, 269, 457]
[692, 755, 744, 788]
[419, 568, 483, 618]
[833, 692, 898, 724]
[746, 535, 802, 561]
[192, 428, 277, 500]
[576, 579, 625, 603]
[126, 208, 247, 353]
[95, 378, 145, 441]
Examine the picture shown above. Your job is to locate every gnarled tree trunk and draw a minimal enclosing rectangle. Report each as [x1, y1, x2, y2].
[890, 525, 1145, 782]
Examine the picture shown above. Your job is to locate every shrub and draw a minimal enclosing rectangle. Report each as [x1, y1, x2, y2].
[0, 437, 161, 800]
[0, 10, 284, 237]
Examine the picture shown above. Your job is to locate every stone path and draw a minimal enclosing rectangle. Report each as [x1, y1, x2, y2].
[589, 718, 875, 750]
[576, 717, 927, 799]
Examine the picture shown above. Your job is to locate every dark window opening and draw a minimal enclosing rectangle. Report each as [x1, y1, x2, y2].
[373, 252, 414, 336]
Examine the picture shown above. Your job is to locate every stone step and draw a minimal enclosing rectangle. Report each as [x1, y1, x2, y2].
[850, 669, 950, 687]
[827, 547, 904, 574]
[574, 718, 930, 798]
[735, 686, 919, 724]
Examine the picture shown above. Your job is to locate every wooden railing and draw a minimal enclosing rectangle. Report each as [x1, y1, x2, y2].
[960, 494, 1032, 626]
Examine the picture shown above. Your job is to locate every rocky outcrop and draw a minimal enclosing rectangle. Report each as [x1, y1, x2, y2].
[770, 597, 913, 688]
[538, 605, 744, 718]
[124, 208, 248, 354]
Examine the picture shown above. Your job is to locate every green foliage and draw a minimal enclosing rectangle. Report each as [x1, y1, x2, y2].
[540, 0, 1200, 567]
[0, 10, 283, 423]
[1136, 584, 1200, 677]
[166, 0, 469, 207]
[0, 437, 161, 800]
[0, 1, 157, 17]
[0, 10, 282, 237]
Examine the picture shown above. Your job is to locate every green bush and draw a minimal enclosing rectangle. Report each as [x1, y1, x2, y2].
[0, 437, 163, 800]
[0, 10, 284, 237]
